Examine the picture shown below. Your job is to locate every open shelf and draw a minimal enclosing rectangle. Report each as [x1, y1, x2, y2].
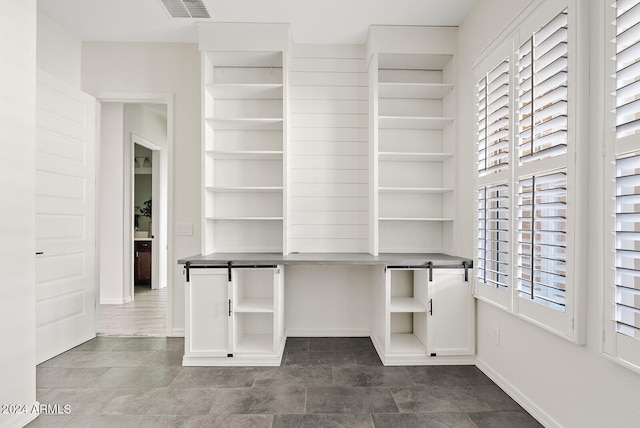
[208, 83, 283, 99]
[378, 152, 453, 162]
[379, 217, 454, 222]
[390, 297, 428, 313]
[208, 150, 283, 160]
[235, 298, 274, 313]
[234, 333, 274, 354]
[208, 216, 283, 221]
[206, 186, 283, 193]
[378, 116, 453, 130]
[378, 82, 454, 99]
[389, 333, 427, 355]
[378, 187, 453, 194]
[206, 118, 283, 131]
[378, 53, 454, 71]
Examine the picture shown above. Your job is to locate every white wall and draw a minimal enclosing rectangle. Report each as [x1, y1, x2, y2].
[82, 42, 201, 335]
[99, 103, 126, 304]
[284, 265, 372, 336]
[288, 44, 369, 253]
[37, 9, 81, 88]
[458, 1, 640, 427]
[0, 0, 38, 427]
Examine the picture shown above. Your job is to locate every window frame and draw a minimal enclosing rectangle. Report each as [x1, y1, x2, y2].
[473, 0, 587, 344]
[603, 0, 640, 373]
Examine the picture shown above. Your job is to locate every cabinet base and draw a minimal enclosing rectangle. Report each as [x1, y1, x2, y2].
[182, 354, 284, 366]
[182, 336, 285, 366]
[371, 334, 475, 366]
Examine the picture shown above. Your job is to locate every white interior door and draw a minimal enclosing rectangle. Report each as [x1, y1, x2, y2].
[35, 70, 97, 364]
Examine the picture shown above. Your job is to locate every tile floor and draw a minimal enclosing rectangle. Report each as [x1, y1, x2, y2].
[28, 337, 542, 428]
[99, 286, 166, 336]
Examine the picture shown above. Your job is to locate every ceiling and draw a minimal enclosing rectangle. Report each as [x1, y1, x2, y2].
[37, 0, 478, 45]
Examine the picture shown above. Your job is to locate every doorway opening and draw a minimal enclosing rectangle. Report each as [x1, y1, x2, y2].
[97, 102, 169, 336]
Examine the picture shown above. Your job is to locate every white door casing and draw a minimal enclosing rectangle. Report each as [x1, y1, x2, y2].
[35, 70, 97, 364]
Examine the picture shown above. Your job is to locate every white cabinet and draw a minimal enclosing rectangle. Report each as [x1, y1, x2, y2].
[184, 265, 285, 366]
[372, 267, 474, 365]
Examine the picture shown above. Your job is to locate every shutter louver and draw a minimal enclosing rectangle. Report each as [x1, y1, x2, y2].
[616, 0, 640, 138]
[518, 9, 568, 164]
[477, 184, 509, 290]
[478, 60, 510, 176]
[616, 153, 640, 339]
[517, 171, 567, 311]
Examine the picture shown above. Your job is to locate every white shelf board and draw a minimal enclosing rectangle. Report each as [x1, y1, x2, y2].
[378, 53, 453, 70]
[389, 333, 427, 355]
[209, 150, 283, 160]
[378, 82, 453, 99]
[390, 297, 428, 313]
[379, 217, 454, 222]
[379, 116, 453, 130]
[207, 217, 284, 221]
[207, 83, 283, 99]
[213, 247, 283, 253]
[209, 51, 283, 67]
[206, 186, 283, 193]
[234, 333, 274, 354]
[378, 152, 454, 162]
[206, 118, 283, 131]
[378, 187, 454, 194]
[235, 298, 274, 313]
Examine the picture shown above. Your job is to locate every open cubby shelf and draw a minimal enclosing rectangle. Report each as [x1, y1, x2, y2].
[375, 52, 455, 254]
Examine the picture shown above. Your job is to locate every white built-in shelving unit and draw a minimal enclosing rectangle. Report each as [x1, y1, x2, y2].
[189, 24, 473, 367]
[202, 50, 288, 254]
[369, 35, 457, 254]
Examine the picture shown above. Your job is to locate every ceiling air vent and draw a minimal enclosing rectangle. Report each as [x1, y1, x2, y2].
[159, 0, 211, 18]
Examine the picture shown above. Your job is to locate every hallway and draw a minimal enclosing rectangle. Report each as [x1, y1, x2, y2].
[99, 286, 166, 336]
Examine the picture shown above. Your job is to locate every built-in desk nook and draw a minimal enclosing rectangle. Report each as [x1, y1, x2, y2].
[183, 23, 473, 367]
[179, 253, 473, 366]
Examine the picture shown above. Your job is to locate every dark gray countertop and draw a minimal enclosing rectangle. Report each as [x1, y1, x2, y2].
[178, 252, 472, 268]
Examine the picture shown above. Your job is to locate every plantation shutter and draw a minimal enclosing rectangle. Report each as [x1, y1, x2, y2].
[518, 9, 568, 164]
[477, 184, 509, 290]
[479, 60, 510, 176]
[517, 172, 567, 311]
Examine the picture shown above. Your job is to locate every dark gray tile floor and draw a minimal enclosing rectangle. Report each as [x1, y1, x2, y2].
[28, 337, 542, 427]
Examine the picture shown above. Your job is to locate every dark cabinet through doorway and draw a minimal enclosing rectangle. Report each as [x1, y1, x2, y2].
[134, 240, 152, 286]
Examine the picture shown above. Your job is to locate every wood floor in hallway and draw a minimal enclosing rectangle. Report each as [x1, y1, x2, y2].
[99, 285, 166, 336]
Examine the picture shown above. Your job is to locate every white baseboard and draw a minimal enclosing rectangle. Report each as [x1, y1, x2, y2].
[168, 328, 184, 337]
[476, 357, 562, 428]
[285, 328, 370, 337]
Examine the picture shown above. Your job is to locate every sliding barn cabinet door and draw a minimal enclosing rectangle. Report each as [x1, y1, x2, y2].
[185, 268, 232, 358]
[426, 269, 474, 356]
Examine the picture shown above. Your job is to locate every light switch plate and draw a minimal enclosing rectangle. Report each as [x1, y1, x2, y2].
[176, 223, 193, 236]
